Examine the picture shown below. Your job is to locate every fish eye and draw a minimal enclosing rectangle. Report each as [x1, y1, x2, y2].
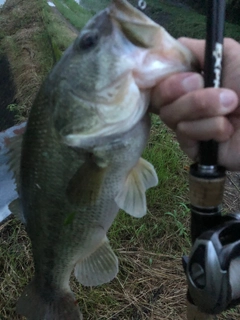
[79, 31, 99, 50]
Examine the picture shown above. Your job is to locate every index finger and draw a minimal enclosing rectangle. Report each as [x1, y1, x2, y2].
[179, 38, 205, 68]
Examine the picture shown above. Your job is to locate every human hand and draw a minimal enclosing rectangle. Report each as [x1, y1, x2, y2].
[150, 38, 240, 171]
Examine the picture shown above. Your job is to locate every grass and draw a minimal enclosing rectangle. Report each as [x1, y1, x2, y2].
[0, 0, 83, 121]
[42, 1, 78, 60]
[41, 0, 93, 61]
[1, 0, 240, 319]
[138, 0, 240, 41]
[79, 0, 110, 12]
[0, 0, 54, 120]
[52, 0, 93, 30]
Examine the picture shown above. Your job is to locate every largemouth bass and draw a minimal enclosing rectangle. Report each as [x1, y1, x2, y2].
[16, 0, 197, 319]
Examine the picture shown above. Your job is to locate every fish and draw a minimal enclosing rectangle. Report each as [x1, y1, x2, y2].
[14, 0, 197, 319]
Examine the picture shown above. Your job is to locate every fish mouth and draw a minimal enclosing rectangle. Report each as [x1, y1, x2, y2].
[109, 0, 199, 72]
[109, 0, 160, 49]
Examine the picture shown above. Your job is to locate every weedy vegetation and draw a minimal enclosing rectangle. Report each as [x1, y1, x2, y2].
[41, 0, 78, 61]
[1, 0, 240, 319]
[0, 0, 54, 120]
[78, 0, 110, 13]
[52, 0, 93, 30]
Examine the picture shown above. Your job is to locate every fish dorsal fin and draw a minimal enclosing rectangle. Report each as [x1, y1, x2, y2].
[74, 236, 118, 286]
[115, 157, 158, 218]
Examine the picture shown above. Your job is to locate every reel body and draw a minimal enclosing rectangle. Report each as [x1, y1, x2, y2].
[186, 216, 240, 314]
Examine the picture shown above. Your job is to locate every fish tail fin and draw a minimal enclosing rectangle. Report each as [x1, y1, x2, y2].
[16, 280, 83, 320]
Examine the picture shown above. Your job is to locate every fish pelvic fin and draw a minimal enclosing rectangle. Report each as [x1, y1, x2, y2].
[16, 280, 82, 320]
[115, 157, 158, 218]
[74, 237, 118, 286]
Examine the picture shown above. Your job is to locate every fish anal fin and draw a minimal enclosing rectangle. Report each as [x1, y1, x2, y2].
[74, 237, 118, 286]
[115, 157, 158, 218]
[16, 279, 82, 320]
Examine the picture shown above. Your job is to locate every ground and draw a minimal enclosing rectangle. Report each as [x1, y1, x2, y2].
[224, 172, 240, 214]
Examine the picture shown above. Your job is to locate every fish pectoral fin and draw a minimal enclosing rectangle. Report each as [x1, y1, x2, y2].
[115, 157, 158, 218]
[66, 160, 107, 205]
[74, 237, 118, 286]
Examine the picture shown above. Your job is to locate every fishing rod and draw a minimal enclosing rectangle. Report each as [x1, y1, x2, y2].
[183, 0, 240, 319]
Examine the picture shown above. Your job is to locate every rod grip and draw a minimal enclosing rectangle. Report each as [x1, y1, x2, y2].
[189, 174, 225, 208]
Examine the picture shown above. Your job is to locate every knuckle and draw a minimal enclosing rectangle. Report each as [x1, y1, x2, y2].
[191, 92, 209, 113]
[215, 117, 228, 138]
[191, 89, 221, 116]
[162, 75, 180, 100]
[176, 122, 186, 135]
[159, 107, 174, 129]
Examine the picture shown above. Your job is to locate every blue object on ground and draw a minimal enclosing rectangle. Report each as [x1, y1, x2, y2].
[0, 122, 26, 223]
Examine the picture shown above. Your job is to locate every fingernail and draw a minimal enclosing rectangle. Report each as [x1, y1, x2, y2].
[182, 74, 203, 92]
[220, 91, 236, 109]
